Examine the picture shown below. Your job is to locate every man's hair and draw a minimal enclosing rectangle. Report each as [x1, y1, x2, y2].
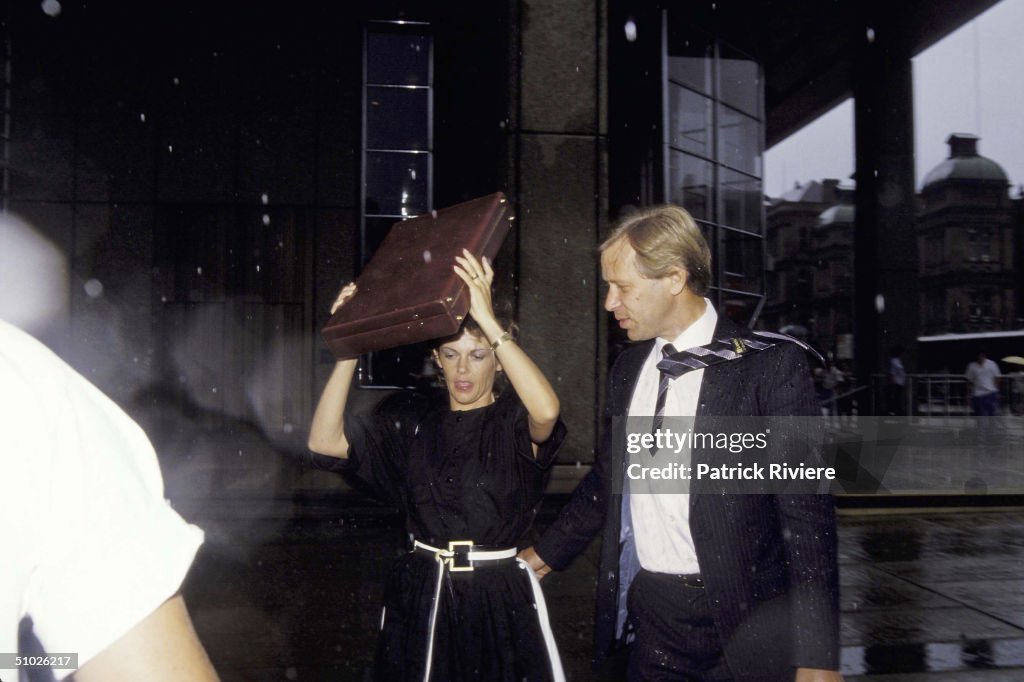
[599, 204, 711, 295]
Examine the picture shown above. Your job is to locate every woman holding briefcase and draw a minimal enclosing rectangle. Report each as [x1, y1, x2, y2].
[308, 250, 566, 681]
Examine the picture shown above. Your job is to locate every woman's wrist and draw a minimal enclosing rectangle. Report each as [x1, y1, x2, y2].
[476, 317, 505, 344]
[490, 332, 514, 351]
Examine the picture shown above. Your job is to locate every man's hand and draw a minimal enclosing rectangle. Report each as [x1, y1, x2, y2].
[518, 546, 552, 580]
[795, 668, 844, 682]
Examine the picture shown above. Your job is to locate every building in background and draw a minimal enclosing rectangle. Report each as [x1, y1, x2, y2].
[764, 133, 1022, 374]
[763, 179, 854, 358]
[918, 134, 1018, 335]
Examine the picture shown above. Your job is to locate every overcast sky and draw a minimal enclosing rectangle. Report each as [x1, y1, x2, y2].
[764, 0, 1024, 198]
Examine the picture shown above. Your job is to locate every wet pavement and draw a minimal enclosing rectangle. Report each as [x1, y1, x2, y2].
[179, 495, 1024, 681]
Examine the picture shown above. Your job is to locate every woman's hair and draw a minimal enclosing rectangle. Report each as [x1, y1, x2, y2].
[434, 298, 517, 349]
[599, 204, 711, 295]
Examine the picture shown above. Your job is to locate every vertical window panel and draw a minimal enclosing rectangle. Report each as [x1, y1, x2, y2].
[718, 47, 760, 116]
[668, 151, 712, 221]
[366, 32, 430, 85]
[364, 151, 429, 217]
[366, 86, 430, 151]
[721, 227, 764, 294]
[719, 168, 762, 234]
[361, 21, 433, 387]
[668, 84, 712, 157]
[717, 105, 761, 177]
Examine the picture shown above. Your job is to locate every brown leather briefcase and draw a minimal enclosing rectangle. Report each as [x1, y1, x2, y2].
[321, 192, 513, 359]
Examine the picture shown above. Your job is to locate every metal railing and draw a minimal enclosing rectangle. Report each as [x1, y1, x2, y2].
[860, 374, 1021, 419]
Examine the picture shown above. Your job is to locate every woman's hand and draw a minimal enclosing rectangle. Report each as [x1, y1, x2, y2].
[331, 282, 358, 314]
[453, 250, 498, 329]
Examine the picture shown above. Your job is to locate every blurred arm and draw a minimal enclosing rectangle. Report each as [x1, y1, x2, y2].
[73, 595, 218, 682]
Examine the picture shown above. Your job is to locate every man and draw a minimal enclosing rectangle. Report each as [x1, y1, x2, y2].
[966, 350, 1001, 442]
[886, 346, 907, 416]
[521, 206, 840, 681]
[0, 318, 219, 681]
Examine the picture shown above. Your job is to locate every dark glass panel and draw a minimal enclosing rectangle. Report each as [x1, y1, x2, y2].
[719, 168, 762, 233]
[364, 151, 429, 217]
[718, 105, 761, 177]
[366, 32, 430, 86]
[719, 45, 760, 116]
[366, 86, 429, 151]
[668, 151, 712, 221]
[668, 84, 711, 157]
[720, 227, 764, 294]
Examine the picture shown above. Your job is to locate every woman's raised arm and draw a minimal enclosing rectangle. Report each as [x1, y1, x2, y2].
[307, 284, 359, 458]
[454, 251, 560, 445]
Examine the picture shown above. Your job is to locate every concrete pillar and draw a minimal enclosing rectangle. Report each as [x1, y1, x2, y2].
[511, 0, 607, 465]
[852, 6, 919, 401]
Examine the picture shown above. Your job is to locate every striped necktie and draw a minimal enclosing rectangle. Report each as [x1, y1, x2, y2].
[649, 343, 676, 455]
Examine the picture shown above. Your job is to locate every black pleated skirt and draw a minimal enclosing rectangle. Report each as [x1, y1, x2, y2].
[373, 550, 557, 681]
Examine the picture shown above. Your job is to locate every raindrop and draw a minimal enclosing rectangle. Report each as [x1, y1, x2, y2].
[411, 169, 417, 180]
[168, 144, 174, 153]
[866, 27, 876, 43]
[624, 19, 637, 42]
[256, 264, 261, 272]
[173, 77, 180, 85]
[262, 214, 271, 225]
[431, 210, 438, 219]
[211, 387, 217, 393]
[196, 266, 203, 275]
[874, 294, 885, 314]
[261, 193, 269, 205]
[139, 113, 146, 122]
[83, 279, 104, 298]
[283, 423, 294, 434]
[41, 0, 61, 17]
[423, 250, 432, 264]
[160, 296, 167, 303]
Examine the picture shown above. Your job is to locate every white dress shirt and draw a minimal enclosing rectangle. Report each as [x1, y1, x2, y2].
[628, 299, 717, 574]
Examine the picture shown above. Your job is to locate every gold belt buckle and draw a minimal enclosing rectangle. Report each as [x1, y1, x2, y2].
[447, 540, 474, 572]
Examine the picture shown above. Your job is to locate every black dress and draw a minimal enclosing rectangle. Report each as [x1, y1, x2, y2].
[314, 390, 567, 681]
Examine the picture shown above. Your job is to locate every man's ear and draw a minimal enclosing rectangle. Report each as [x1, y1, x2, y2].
[668, 267, 688, 296]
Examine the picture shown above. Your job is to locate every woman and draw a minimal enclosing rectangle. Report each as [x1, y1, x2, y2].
[308, 250, 566, 681]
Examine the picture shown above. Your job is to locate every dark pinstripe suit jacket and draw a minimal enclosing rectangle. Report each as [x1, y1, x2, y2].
[535, 315, 839, 680]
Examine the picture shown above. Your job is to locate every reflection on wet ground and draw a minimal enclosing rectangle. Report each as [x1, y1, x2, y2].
[182, 499, 1024, 680]
[838, 511, 1024, 680]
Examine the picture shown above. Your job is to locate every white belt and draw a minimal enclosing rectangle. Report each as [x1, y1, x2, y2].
[410, 539, 565, 682]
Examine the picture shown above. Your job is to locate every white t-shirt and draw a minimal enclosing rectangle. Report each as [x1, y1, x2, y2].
[966, 358, 1001, 396]
[0, 320, 203, 679]
[628, 299, 717, 575]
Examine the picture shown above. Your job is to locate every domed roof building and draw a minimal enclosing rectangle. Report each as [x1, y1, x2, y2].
[917, 134, 1016, 334]
[921, 134, 1009, 191]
